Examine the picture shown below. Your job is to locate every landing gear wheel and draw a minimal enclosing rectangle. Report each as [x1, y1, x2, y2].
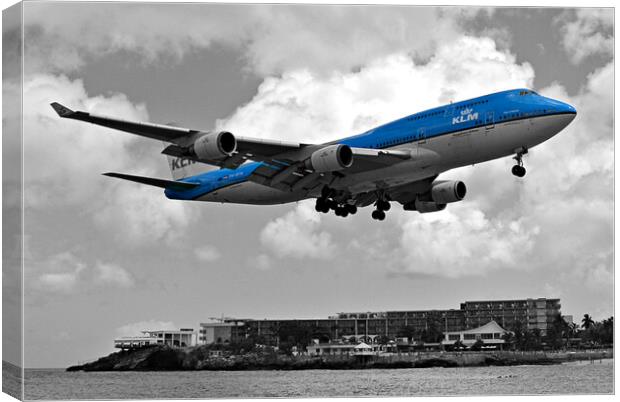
[315, 198, 324, 212]
[377, 200, 391, 211]
[315, 198, 330, 213]
[371, 210, 386, 221]
[335, 207, 349, 217]
[512, 147, 528, 178]
[511, 165, 526, 177]
[345, 204, 357, 215]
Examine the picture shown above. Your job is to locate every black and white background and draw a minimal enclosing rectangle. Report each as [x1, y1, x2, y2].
[1, 3, 613, 370]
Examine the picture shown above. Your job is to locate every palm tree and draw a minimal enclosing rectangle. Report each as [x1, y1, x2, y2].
[581, 314, 595, 330]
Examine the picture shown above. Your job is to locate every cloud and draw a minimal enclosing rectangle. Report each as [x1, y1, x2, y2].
[20, 74, 146, 207]
[557, 9, 613, 64]
[22, 3, 487, 76]
[93, 183, 193, 246]
[395, 206, 538, 278]
[30, 252, 138, 293]
[260, 201, 335, 260]
[390, 62, 612, 282]
[241, 33, 610, 289]
[17, 73, 196, 246]
[34, 252, 86, 293]
[95, 262, 135, 288]
[194, 245, 221, 262]
[217, 36, 533, 143]
[115, 320, 177, 338]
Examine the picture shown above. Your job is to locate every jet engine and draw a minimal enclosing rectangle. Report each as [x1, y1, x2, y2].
[402, 180, 466, 214]
[191, 131, 237, 160]
[307, 144, 353, 172]
[430, 180, 467, 204]
[403, 199, 447, 213]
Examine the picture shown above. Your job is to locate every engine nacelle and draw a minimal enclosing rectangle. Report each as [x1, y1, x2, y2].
[307, 144, 353, 173]
[191, 131, 237, 160]
[431, 180, 467, 204]
[403, 199, 446, 213]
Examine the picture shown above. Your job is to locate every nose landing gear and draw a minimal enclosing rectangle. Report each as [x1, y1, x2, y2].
[512, 147, 528, 178]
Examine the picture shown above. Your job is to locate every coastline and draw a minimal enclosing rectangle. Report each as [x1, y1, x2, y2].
[66, 346, 613, 372]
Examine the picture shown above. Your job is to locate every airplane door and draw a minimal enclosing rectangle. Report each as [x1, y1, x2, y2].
[412, 127, 426, 157]
[485, 111, 495, 129]
[417, 128, 426, 144]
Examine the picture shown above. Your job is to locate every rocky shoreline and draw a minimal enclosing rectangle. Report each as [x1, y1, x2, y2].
[67, 346, 612, 372]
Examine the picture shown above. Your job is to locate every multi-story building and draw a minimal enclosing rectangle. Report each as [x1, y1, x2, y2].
[460, 298, 561, 334]
[198, 321, 245, 345]
[202, 297, 562, 346]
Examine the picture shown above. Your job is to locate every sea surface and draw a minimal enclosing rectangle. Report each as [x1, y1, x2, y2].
[24, 359, 613, 400]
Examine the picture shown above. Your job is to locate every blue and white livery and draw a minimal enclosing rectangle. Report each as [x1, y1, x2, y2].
[51, 88, 576, 220]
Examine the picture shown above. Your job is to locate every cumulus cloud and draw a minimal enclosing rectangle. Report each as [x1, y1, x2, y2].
[194, 245, 222, 262]
[241, 32, 610, 291]
[396, 206, 538, 278]
[21, 3, 486, 76]
[115, 320, 177, 337]
[218, 36, 533, 143]
[16, 73, 196, 246]
[557, 9, 613, 64]
[93, 183, 193, 246]
[260, 201, 335, 260]
[389, 63, 611, 282]
[20, 74, 146, 207]
[95, 262, 135, 288]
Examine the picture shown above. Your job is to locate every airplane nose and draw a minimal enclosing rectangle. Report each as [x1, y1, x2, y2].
[562, 102, 577, 115]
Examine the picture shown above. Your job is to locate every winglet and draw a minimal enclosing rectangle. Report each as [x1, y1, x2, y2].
[50, 102, 75, 117]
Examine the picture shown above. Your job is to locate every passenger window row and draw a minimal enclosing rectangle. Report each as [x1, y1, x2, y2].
[407, 99, 490, 122]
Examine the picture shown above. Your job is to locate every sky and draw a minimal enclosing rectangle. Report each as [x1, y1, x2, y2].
[1, 3, 614, 368]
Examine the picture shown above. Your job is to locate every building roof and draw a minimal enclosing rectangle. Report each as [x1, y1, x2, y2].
[354, 342, 372, 349]
[445, 320, 509, 335]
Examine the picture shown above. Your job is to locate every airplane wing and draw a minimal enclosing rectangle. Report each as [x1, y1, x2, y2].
[51, 102, 414, 193]
[245, 146, 413, 193]
[51, 102, 308, 169]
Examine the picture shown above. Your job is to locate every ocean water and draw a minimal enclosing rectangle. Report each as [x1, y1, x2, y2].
[24, 359, 613, 400]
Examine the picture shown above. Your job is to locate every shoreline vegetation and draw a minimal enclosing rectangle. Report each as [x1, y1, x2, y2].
[67, 346, 612, 372]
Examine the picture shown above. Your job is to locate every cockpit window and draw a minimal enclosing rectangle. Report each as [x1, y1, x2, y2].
[519, 90, 538, 96]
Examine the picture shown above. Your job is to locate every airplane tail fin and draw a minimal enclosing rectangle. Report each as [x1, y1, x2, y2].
[161, 141, 218, 180]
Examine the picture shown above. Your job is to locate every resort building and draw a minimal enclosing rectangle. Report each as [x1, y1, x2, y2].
[307, 341, 388, 356]
[114, 328, 197, 350]
[459, 298, 561, 334]
[198, 321, 245, 345]
[443, 320, 511, 348]
[215, 297, 561, 346]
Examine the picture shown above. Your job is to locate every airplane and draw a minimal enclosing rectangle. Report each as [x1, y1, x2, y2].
[50, 88, 576, 221]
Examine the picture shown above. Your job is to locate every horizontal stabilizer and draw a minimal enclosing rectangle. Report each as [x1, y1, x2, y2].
[103, 172, 200, 191]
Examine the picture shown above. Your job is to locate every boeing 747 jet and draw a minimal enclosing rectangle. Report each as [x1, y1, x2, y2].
[51, 88, 576, 221]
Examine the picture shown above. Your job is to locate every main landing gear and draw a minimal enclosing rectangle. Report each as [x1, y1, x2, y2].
[371, 199, 390, 221]
[511, 147, 528, 178]
[315, 188, 357, 218]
